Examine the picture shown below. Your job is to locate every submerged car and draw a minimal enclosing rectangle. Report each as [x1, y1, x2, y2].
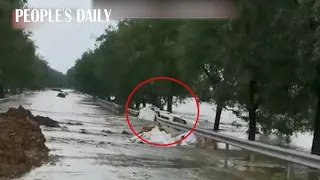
[57, 92, 66, 98]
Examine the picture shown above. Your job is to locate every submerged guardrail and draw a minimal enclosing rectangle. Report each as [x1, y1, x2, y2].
[156, 117, 320, 170]
[97, 98, 320, 171]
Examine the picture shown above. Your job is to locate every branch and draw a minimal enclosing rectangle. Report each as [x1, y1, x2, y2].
[202, 64, 219, 88]
[224, 106, 249, 121]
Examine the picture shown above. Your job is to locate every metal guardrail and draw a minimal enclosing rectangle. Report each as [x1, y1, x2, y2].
[128, 108, 139, 116]
[97, 99, 320, 170]
[156, 117, 320, 170]
[98, 99, 121, 108]
[96, 99, 122, 114]
[96, 99, 139, 115]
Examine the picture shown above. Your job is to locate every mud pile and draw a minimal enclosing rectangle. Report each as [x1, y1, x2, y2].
[0, 105, 60, 127]
[0, 112, 49, 178]
[34, 115, 60, 127]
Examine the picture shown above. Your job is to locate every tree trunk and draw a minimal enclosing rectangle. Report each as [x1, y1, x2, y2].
[202, 64, 223, 131]
[157, 97, 164, 110]
[248, 79, 258, 141]
[11, 88, 17, 94]
[152, 95, 158, 107]
[248, 106, 257, 141]
[129, 102, 135, 109]
[115, 96, 126, 106]
[0, 84, 4, 98]
[142, 96, 146, 107]
[311, 92, 320, 156]
[213, 103, 223, 131]
[167, 94, 173, 113]
[149, 91, 158, 107]
[135, 98, 141, 109]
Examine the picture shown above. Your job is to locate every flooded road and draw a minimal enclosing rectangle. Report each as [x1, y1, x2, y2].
[0, 90, 297, 180]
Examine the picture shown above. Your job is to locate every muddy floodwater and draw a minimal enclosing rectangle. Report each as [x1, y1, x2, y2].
[0, 90, 317, 180]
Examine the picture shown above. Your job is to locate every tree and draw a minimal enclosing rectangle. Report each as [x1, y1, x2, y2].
[0, 0, 68, 94]
[67, 1, 320, 156]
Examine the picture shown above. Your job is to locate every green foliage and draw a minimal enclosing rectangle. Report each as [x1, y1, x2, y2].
[0, 1, 68, 95]
[68, 0, 320, 152]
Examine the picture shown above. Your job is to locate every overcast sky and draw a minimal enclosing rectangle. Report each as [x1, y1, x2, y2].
[27, 0, 111, 74]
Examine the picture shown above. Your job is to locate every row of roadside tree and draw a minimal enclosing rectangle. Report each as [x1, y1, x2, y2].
[0, 0, 68, 97]
[67, 1, 320, 156]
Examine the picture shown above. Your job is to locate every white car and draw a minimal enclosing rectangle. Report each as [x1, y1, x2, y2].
[157, 111, 199, 126]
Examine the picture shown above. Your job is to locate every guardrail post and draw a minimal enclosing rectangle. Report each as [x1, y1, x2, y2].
[224, 159, 228, 168]
[224, 143, 230, 168]
[249, 153, 255, 171]
[286, 163, 293, 180]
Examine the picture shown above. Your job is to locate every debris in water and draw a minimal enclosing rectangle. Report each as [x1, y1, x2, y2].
[121, 130, 131, 135]
[79, 129, 88, 134]
[57, 92, 66, 98]
[138, 126, 167, 134]
[66, 122, 83, 126]
[130, 126, 175, 145]
[130, 126, 197, 146]
[61, 126, 68, 131]
[101, 129, 113, 134]
[133, 171, 151, 179]
[138, 126, 154, 134]
[98, 141, 105, 145]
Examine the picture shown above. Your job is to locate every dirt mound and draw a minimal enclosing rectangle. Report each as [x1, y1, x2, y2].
[34, 115, 60, 128]
[0, 105, 60, 128]
[4, 106, 33, 119]
[0, 116, 49, 178]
